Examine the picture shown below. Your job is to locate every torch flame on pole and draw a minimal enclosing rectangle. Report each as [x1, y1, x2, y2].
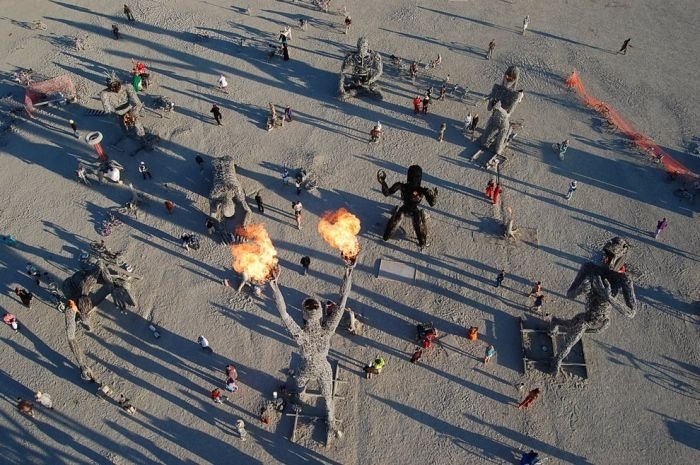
[231, 224, 279, 283]
[318, 208, 361, 262]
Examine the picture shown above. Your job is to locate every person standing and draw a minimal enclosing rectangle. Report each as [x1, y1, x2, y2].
[486, 39, 496, 60]
[295, 174, 303, 195]
[255, 193, 265, 213]
[495, 269, 506, 288]
[485, 179, 495, 200]
[410, 348, 423, 364]
[558, 139, 569, 159]
[413, 95, 422, 114]
[210, 104, 223, 126]
[69, 119, 79, 138]
[282, 43, 290, 61]
[484, 345, 496, 364]
[422, 92, 431, 114]
[195, 155, 205, 172]
[284, 106, 293, 122]
[76, 164, 89, 185]
[211, 388, 224, 403]
[138, 161, 153, 180]
[15, 287, 33, 308]
[654, 217, 668, 239]
[292, 201, 303, 230]
[235, 419, 247, 441]
[35, 391, 53, 409]
[528, 281, 542, 297]
[463, 112, 473, 136]
[344, 15, 352, 34]
[492, 183, 503, 205]
[112, 24, 120, 40]
[565, 180, 577, 200]
[470, 114, 480, 140]
[124, 4, 135, 21]
[437, 123, 447, 142]
[206, 218, 215, 235]
[17, 398, 34, 417]
[164, 200, 175, 214]
[217, 74, 229, 94]
[530, 293, 545, 313]
[618, 38, 632, 55]
[300, 256, 311, 275]
[522, 16, 530, 34]
[3, 312, 18, 331]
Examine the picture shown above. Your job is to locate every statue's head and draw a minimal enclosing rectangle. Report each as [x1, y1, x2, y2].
[407, 165, 423, 188]
[302, 297, 323, 326]
[357, 37, 369, 57]
[603, 237, 630, 271]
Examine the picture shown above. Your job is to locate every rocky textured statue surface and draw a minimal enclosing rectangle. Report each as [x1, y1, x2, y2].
[551, 237, 637, 373]
[100, 74, 145, 136]
[377, 165, 438, 248]
[209, 155, 252, 225]
[269, 260, 356, 436]
[339, 37, 383, 101]
[63, 247, 138, 381]
[480, 66, 524, 155]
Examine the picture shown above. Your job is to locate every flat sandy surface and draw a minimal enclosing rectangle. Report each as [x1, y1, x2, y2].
[0, 1, 698, 464]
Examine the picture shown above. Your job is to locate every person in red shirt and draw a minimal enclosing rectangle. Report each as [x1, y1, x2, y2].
[413, 96, 422, 114]
[518, 388, 541, 409]
[492, 183, 503, 205]
[485, 179, 495, 200]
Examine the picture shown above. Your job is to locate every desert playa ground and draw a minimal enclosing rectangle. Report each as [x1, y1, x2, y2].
[0, 0, 698, 464]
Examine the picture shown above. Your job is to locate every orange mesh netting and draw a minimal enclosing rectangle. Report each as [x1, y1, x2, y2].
[565, 71, 698, 178]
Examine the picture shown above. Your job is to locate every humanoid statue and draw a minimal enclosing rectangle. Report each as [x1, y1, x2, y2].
[551, 237, 637, 373]
[100, 73, 145, 136]
[269, 260, 356, 436]
[377, 165, 438, 248]
[479, 66, 524, 155]
[338, 37, 384, 101]
[209, 155, 252, 225]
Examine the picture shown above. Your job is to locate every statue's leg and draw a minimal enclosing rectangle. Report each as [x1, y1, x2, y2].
[294, 364, 312, 395]
[319, 361, 337, 430]
[412, 208, 429, 247]
[369, 85, 384, 100]
[383, 206, 405, 241]
[340, 88, 360, 101]
[552, 319, 588, 373]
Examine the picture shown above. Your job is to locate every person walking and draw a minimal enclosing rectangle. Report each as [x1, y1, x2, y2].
[112, 24, 120, 40]
[437, 123, 447, 142]
[35, 391, 53, 409]
[15, 287, 33, 308]
[138, 161, 153, 180]
[69, 119, 79, 138]
[284, 106, 293, 122]
[210, 104, 223, 126]
[255, 193, 265, 213]
[486, 39, 496, 60]
[413, 95, 422, 114]
[518, 388, 541, 409]
[654, 217, 668, 239]
[530, 293, 545, 313]
[164, 200, 175, 214]
[422, 92, 431, 114]
[565, 180, 577, 200]
[235, 419, 248, 441]
[344, 15, 352, 34]
[124, 4, 135, 21]
[76, 164, 89, 185]
[557, 139, 569, 159]
[617, 38, 632, 55]
[484, 345, 496, 364]
[528, 281, 542, 297]
[522, 15, 530, 34]
[295, 174, 303, 195]
[300, 256, 311, 275]
[292, 201, 303, 230]
[495, 269, 506, 288]
[217, 74, 229, 94]
[492, 183, 503, 205]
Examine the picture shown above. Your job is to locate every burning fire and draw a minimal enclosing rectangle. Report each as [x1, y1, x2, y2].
[318, 208, 361, 261]
[231, 224, 279, 283]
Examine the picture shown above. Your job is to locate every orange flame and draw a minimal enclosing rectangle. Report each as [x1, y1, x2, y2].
[318, 208, 361, 260]
[231, 224, 279, 283]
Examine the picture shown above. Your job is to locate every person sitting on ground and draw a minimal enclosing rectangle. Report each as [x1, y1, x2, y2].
[363, 357, 386, 379]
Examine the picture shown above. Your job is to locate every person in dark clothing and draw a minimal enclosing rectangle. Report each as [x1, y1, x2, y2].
[486, 39, 496, 59]
[300, 256, 311, 275]
[15, 287, 33, 308]
[210, 104, 223, 126]
[283, 44, 290, 61]
[206, 218, 215, 235]
[112, 25, 120, 40]
[410, 348, 423, 364]
[195, 155, 204, 172]
[255, 193, 265, 213]
[124, 4, 135, 21]
[469, 114, 480, 139]
[618, 38, 632, 54]
[520, 450, 541, 465]
[495, 269, 506, 287]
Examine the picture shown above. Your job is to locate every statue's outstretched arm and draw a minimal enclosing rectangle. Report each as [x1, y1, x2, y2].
[367, 54, 383, 85]
[325, 259, 358, 334]
[566, 262, 596, 299]
[377, 171, 402, 197]
[269, 279, 303, 341]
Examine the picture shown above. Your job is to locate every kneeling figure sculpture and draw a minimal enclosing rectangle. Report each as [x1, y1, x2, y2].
[339, 37, 384, 101]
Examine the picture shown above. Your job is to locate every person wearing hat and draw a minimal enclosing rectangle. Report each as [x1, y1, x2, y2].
[138, 161, 152, 180]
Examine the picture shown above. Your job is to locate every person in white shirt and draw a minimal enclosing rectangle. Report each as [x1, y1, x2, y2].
[217, 74, 228, 94]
